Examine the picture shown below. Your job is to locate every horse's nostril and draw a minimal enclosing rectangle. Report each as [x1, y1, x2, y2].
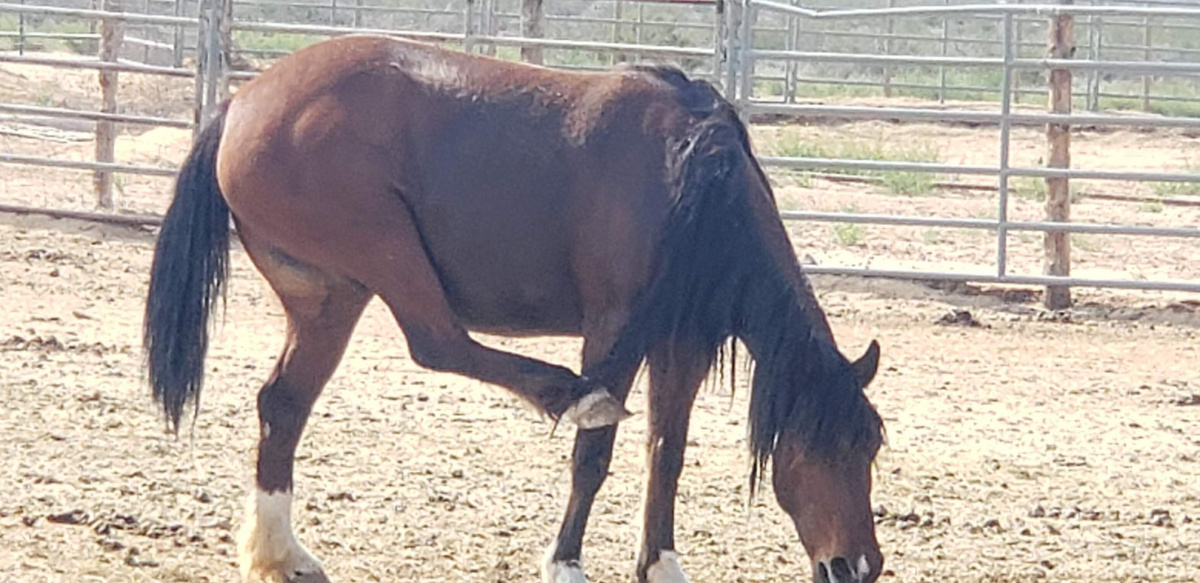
[857, 554, 871, 579]
[817, 561, 832, 583]
[830, 557, 854, 582]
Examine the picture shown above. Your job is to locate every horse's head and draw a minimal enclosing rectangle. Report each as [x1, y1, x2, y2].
[769, 340, 884, 583]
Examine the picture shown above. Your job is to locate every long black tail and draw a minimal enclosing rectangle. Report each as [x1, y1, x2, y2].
[144, 105, 231, 433]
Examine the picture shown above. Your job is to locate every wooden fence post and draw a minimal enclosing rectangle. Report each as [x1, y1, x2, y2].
[521, 0, 543, 64]
[95, 0, 124, 210]
[1044, 0, 1073, 310]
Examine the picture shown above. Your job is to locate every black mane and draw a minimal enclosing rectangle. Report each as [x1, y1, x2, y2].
[589, 73, 882, 494]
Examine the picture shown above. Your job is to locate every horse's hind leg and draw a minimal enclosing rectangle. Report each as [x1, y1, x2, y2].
[236, 232, 371, 583]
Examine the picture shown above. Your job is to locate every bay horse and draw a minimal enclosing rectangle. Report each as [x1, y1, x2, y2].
[143, 35, 884, 583]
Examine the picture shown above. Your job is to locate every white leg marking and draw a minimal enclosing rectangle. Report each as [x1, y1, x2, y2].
[238, 489, 324, 582]
[646, 551, 691, 583]
[542, 542, 589, 583]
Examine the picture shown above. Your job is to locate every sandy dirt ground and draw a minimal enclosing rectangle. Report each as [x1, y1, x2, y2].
[1, 59, 1200, 583]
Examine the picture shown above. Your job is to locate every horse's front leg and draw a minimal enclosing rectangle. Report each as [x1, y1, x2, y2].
[636, 341, 711, 583]
[543, 318, 641, 583]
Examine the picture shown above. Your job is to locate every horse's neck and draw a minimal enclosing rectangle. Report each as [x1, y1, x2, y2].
[733, 266, 820, 370]
[734, 165, 836, 345]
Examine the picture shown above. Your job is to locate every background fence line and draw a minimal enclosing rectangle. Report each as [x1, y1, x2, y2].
[10, 0, 1200, 111]
[2, 0, 1200, 305]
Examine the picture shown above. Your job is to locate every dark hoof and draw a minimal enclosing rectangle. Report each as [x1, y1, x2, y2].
[563, 389, 632, 429]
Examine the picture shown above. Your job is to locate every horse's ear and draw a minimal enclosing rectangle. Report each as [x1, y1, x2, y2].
[851, 340, 881, 388]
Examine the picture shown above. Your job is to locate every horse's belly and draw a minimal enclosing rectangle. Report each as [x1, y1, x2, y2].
[436, 259, 584, 336]
[416, 212, 584, 336]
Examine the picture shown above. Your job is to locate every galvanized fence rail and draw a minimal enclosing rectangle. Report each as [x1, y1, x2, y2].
[752, 0, 1200, 112]
[13, 0, 1197, 111]
[2, 0, 1200, 301]
[729, 0, 1200, 303]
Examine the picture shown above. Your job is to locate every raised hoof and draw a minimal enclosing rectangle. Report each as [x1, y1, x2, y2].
[563, 388, 632, 429]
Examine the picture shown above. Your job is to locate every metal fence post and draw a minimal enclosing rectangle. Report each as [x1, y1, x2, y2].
[1087, 11, 1102, 110]
[713, 0, 725, 89]
[1141, 16, 1152, 112]
[195, 0, 225, 128]
[482, 0, 495, 56]
[17, 0, 26, 56]
[89, 0, 99, 37]
[784, 0, 799, 104]
[882, 0, 895, 98]
[738, 0, 754, 112]
[193, 0, 207, 131]
[95, 0, 124, 210]
[464, 0, 475, 53]
[520, 0, 543, 64]
[1012, 0, 1022, 104]
[938, 0, 949, 103]
[219, 0, 231, 99]
[723, 0, 740, 102]
[1045, 0, 1074, 310]
[613, 0, 622, 47]
[635, 1, 645, 47]
[172, 0, 185, 67]
[997, 12, 1015, 277]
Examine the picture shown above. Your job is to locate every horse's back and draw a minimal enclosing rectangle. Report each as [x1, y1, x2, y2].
[218, 36, 696, 335]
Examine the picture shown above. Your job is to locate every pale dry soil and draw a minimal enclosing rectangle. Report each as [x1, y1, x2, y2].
[2, 58, 1200, 583]
[0, 214, 1198, 583]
